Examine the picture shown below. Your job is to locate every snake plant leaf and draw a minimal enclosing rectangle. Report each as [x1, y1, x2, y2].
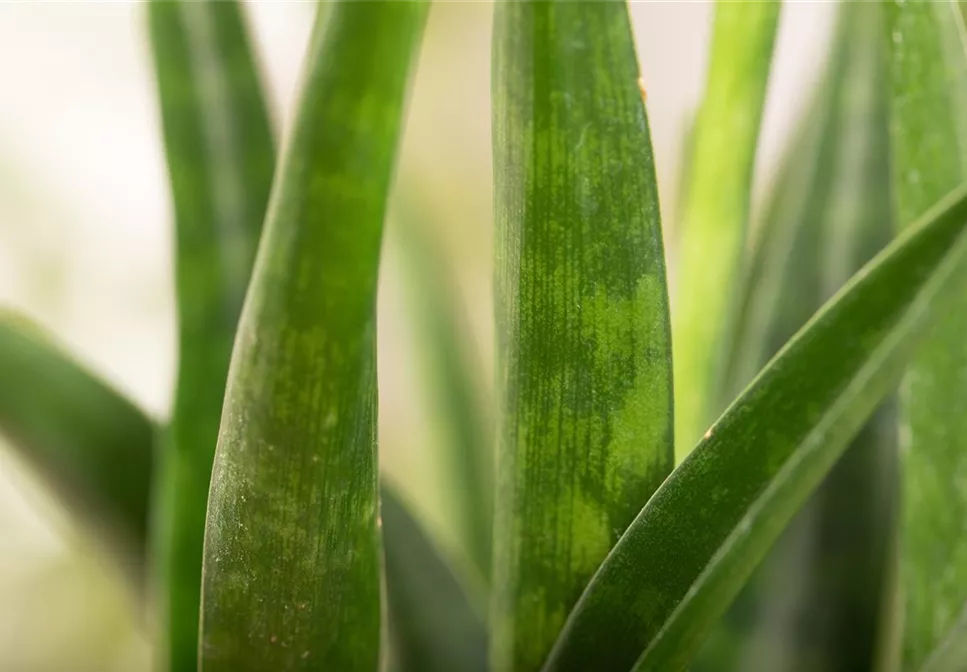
[542, 183, 967, 672]
[147, 1, 275, 669]
[492, 2, 673, 669]
[698, 4, 898, 671]
[672, 0, 780, 456]
[396, 201, 493, 584]
[0, 312, 154, 583]
[382, 485, 487, 672]
[199, 2, 428, 669]
[886, 3, 967, 669]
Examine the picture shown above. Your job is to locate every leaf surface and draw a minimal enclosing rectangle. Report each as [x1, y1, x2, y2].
[199, 3, 428, 669]
[491, 1, 673, 669]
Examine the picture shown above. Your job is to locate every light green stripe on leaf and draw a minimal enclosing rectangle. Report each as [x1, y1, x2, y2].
[147, 1, 275, 669]
[0, 312, 154, 584]
[199, 2, 428, 669]
[543, 183, 967, 672]
[885, 2, 967, 670]
[492, 2, 673, 670]
[673, 0, 780, 458]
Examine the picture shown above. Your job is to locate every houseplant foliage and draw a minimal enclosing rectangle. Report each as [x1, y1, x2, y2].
[1, 1, 967, 672]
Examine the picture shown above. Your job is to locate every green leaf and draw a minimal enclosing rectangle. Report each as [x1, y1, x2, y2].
[199, 2, 428, 669]
[395, 200, 493, 584]
[491, 2, 673, 669]
[672, 0, 780, 457]
[885, 2, 967, 669]
[542, 183, 967, 672]
[698, 4, 898, 671]
[382, 485, 487, 672]
[0, 312, 154, 583]
[147, 1, 275, 669]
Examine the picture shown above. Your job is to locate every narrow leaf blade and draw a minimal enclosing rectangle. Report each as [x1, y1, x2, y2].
[199, 3, 428, 669]
[147, 1, 275, 668]
[492, 1, 673, 669]
[543, 184, 967, 672]
[673, 1, 780, 456]
[0, 313, 154, 581]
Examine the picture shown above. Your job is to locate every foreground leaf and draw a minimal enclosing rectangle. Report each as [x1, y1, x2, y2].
[383, 485, 487, 672]
[147, 1, 275, 669]
[672, 0, 780, 456]
[396, 200, 493, 584]
[200, 2, 427, 669]
[698, 4, 898, 671]
[0, 313, 153, 582]
[492, 1, 673, 669]
[886, 2, 967, 669]
[542, 183, 967, 672]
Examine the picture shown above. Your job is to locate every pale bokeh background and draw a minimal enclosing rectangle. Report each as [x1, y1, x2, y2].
[0, 2, 831, 669]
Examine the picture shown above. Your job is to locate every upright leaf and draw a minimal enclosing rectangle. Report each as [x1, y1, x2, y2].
[492, 2, 673, 669]
[199, 3, 427, 669]
[383, 485, 488, 672]
[0, 313, 154, 582]
[396, 201, 493, 584]
[699, 4, 898, 670]
[886, 3, 967, 669]
[543, 184, 967, 672]
[673, 1, 780, 457]
[147, 2, 275, 669]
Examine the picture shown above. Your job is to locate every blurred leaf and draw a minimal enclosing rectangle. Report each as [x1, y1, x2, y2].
[885, 2, 967, 670]
[147, 1, 275, 669]
[698, 4, 898, 671]
[672, 0, 780, 457]
[0, 312, 153, 584]
[396, 202, 493, 585]
[542, 183, 967, 672]
[199, 2, 427, 669]
[492, 2, 673, 669]
[382, 485, 487, 672]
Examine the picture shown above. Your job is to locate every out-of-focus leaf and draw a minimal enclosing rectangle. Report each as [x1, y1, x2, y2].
[886, 3, 967, 670]
[0, 312, 154, 583]
[382, 485, 487, 672]
[199, 2, 428, 669]
[147, 1, 275, 669]
[698, 4, 898, 671]
[491, 2, 673, 669]
[542, 183, 967, 672]
[672, 1, 780, 457]
[396, 200, 493, 584]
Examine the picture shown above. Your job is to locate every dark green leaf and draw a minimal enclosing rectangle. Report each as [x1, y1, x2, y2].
[698, 4, 898, 671]
[491, 2, 673, 669]
[886, 2, 967, 669]
[0, 312, 153, 584]
[199, 2, 427, 669]
[147, 1, 275, 669]
[382, 485, 487, 672]
[672, 1, 780, 456]
[396, 200, 493, 584]
[543, 183, 967, 672]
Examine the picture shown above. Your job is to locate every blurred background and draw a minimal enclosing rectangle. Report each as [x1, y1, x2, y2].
[0, 2, 832, 669]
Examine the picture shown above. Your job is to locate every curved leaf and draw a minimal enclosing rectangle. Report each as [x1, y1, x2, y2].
[886, 3, 967, 670]
[542, 183, 967, 672]
[147, 1, 275, 669]
[382, 485, 487, 672]
[491, 1, 673, 669]
[0, 312, 153, 583]
[199, 2, 427, 669]
[672, 1, 780, 456]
